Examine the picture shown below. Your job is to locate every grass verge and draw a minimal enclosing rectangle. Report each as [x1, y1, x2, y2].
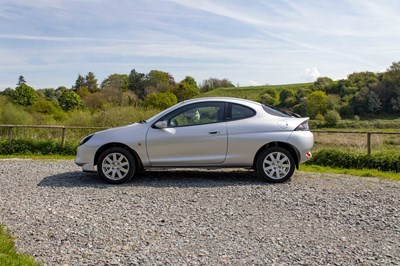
[300, 165, 400, 182]
[0, 154, 74, 160]
[0, 225, 41, 266]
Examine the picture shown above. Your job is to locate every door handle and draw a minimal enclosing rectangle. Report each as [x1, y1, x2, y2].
[208, 131, 220, 135]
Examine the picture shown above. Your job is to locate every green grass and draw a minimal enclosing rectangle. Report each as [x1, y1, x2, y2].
[199, 83, 312, 101]
[0, 225, 41, 266]
[300, 165, 400, 182]
[0, 154, 74, 160]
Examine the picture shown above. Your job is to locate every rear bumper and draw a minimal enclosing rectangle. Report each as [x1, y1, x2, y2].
[289, 131, 314, 163]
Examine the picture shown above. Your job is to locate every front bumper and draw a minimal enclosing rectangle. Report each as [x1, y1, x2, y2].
[75, 145, 98, 172]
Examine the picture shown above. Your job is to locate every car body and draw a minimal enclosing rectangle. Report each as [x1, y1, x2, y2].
[75, 97, 314, 183]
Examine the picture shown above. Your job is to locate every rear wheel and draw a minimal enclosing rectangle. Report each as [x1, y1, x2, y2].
[256, 147, 295, 183]
[97, 147, 136, 184]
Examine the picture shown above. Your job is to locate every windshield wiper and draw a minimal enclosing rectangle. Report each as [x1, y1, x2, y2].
[139, 120, 147, 124]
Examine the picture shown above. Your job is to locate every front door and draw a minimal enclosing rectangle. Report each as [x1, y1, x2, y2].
[146, 102, 227, 166]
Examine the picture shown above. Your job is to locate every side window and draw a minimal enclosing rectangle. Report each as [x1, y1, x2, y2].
[167, 102, 225, 127]
[228, 103, 256, 120]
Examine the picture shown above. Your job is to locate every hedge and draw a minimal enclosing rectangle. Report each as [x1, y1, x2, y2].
[0, 139, 77, 156]
[306, 149, 400, 172]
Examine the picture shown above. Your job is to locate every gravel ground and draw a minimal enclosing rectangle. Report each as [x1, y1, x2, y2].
[0, 159, 399, 266]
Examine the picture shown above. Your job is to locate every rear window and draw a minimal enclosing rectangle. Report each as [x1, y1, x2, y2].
[262, 104, 291, 117]
[227, 103, 256, 120]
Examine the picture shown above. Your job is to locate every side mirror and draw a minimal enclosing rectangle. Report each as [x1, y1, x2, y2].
[154, 121, 168, 129]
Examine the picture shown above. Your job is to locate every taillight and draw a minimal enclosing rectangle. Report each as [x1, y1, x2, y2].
[295, 121, 309, 131]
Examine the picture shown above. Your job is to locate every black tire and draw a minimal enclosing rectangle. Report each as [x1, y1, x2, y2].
[256, 147, 295, 183]
[97, 147, 136, 184]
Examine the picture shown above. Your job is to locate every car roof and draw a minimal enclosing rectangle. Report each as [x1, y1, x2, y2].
[181, 97, 262, 106]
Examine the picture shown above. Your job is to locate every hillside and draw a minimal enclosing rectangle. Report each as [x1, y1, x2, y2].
[199, 82, 312, 101]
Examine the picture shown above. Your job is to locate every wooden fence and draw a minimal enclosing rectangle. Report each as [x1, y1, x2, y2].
[0, 125, 107, 147]
[0, 125, 399, 155]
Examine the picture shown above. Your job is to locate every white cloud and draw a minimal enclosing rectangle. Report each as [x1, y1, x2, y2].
[304, 67, 320, 81]
[248, 80, 261, 86]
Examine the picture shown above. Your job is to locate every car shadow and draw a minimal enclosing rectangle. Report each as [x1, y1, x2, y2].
[38, 169, 270, 188]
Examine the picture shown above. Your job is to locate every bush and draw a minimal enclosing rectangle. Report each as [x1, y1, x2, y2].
[306, 149, 400, 172]
[0, 103, 34, 125]
[325, 110, 341, 126]
[144, 92, 177, 109]
[0, 139, 77, 156]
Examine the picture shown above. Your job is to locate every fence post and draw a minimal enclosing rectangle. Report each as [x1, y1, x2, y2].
[61, 127, 66, 147]
[8, 126, 12, 143]
[367, 132, 371, 155]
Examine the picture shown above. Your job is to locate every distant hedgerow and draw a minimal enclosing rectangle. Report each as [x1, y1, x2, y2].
[306, 149, 400, 172]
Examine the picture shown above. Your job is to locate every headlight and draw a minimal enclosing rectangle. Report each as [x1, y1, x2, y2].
[79, 134, 94, 146]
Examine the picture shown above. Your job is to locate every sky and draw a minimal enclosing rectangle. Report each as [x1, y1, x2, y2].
[0, 0, 399, 89]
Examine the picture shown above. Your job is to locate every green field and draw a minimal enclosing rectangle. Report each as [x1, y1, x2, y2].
[199, 82, 312, 101]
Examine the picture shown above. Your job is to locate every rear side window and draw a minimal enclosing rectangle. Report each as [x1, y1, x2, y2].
[262, 104, 291, 117]
[227, 103, 256, 121]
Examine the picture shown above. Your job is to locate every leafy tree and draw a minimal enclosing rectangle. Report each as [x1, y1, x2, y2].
[384, 61, 400, 84]
[101, 74, 129, 92]
[76, 86, 91, 98]
[367, 90, 382, 113]
[17, 75, 26, 86]
[145, 70, 173, 95]
[314, 77, 333, 91]
[182, 76, 198, 88]
[306, 90, 327, 118]
[1, 88, 15, 98]
[171, 82, 199, 102]
[279, 88, 296, 104]
[13, 84, 38, 106]
[200, 78, 234, 92]
[326, 94, 341, 111]
[128, 69, 146, 99]
[144, 92, 178, 109]
[58, 90, 82, 111]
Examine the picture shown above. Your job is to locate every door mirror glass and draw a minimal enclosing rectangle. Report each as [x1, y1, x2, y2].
[154, 121, 168, 129]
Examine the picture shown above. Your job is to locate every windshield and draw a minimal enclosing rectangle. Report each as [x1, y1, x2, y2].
[262, 104, 292, 118]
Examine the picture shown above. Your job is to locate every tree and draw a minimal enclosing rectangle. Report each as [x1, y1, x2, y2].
[144, 92, 178, 109]
[128, 69, 146, 99]
[74, 74, 86, 90]
[17, 75, 26, 86]
[182, 76, 198, 88]
[58, 90, 82, 111]
[306, 90, 327, 119]
[85, 72, 99, 93]
[200, 78, 234, 92]
[171, 82, 200, 102]
[145, 70, 173, 95]
[101, 74, 129, 92]
[13, 84, 38, 106]
[367, 90, 382, 113]
[279, 88, 296, 107]
[314, 77, 333, 90]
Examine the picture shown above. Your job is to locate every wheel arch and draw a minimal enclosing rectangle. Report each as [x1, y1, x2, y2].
[94, 142, 143, 172]
[253, 142, 300, 170]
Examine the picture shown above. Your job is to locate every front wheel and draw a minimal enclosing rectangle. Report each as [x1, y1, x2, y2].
[97, 147, 136, 184]
[256, 147, 295, 183]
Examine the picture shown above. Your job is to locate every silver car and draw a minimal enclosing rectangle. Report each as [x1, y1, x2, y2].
[75, 97, 313, 184]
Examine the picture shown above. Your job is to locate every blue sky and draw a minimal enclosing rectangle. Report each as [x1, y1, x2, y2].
[0, 0, 399, 89]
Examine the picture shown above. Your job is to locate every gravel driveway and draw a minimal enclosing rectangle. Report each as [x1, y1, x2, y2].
[0, 159, 399, 265]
